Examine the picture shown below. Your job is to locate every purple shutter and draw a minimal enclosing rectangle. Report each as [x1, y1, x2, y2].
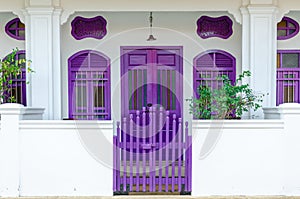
[193, 50, 236, 97]
[3, 50, 27, 105]
[276, 50, 300, 105]
[68, 50, 111, 120]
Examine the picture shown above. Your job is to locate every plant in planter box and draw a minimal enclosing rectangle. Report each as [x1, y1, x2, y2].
[187, 85, 213, 119]
[188, 71, 263, 119]
[0, 48, 32, 104]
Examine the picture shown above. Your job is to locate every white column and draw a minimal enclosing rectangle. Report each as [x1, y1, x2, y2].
[25, 7, 62, 120]
[279, 103, 300, 195]
[0, 104, 23, 197]
[241, 4, 278, 118]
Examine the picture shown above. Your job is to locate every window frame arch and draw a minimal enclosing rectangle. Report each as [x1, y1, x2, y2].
[68, 50, 111, 120]
[193, 49, 236, 96]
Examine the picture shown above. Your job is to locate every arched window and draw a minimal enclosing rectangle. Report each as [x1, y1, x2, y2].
[3, 50, 27, 105]
[276, 50, 300, 105]
[193, 50, 236, 95]
[5, 18, 25, 40]
[277, 17, 299, 40]
[68, 50, 111, 120]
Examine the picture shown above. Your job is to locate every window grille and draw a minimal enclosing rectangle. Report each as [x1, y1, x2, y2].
[68, 50, 111, 120]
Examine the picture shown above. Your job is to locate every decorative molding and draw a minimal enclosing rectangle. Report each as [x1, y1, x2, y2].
[71, 16, 107, 40]
[197, 16, 233, 39]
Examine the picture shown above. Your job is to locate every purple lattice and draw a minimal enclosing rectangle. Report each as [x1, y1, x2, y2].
[71, 16, 107, 40]
[196, 16, 233, 39]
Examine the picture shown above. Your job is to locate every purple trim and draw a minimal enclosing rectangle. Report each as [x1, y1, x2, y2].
[277, 17, 299, 40]
[5, 18, 25, 41]
[197, 16, 233, 39]
[193, 49, 236, 97]
[71, 16, 107, 40]
[68, 50, 111, 120]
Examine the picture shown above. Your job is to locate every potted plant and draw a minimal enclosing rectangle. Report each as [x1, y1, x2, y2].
[0, 48, 32, 104]
[188, 71, 263, 119]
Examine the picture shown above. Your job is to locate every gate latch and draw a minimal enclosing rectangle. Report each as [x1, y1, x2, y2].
[140, 143, 156, 150]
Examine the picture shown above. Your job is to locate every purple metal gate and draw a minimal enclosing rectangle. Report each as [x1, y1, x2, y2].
[113, 107, 192, 194]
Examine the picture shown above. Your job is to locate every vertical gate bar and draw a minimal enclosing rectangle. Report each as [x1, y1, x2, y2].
[117, 122, 121, 192]
[122, 117, 127, 190]
[178, 118, 182, 191]
[171, 114, 176, 192]
[153, 106, 156, 191]
[113, 132, 117, 192]
[136, 111, 140, 192]
[165, 111, 170, 192]
[142, 107, 147, 192]
[188, 128, 192, 192]
[149, 107, 153, 192]
[158, 107, 163, 192]
[185, 121, 189, 192]
[129, 114, 134, 191]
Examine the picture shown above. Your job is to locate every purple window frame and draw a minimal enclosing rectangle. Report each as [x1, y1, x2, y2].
[68, 50, 111, 120]
[71, 16, 107, 40]
[3, 50, 27, 105]
[5, 18, 25, 40]
[193, 49, 236, 97]
[276, 50, 300, 105]
[196, 16, 233, 39]
[277, 17, 299, 40]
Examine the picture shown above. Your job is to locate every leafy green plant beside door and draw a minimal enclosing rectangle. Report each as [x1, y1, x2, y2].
[188, 71, 263, 119]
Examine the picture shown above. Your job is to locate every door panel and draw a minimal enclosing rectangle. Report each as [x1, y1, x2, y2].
[121, 47, 182, 118]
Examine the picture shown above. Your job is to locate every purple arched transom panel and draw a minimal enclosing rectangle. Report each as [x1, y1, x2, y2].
[68, 50, 111, 120]
[71, 16, 107, 40]
[277, 17, 299, 40]
[196, 16, 233, 39]
[5, 18, 25, 40]
[193, 49, 236, 96]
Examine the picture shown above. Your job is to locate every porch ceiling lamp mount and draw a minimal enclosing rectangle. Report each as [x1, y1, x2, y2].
[147, 12, 156, 41]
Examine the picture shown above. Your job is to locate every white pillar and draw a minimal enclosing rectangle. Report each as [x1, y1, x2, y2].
[25, 7, 62, 120]
[241, 4, 278, 118]
[0, 103, 44, 197]
[279, 103, 300, 195]
[0, 104, 23, 197]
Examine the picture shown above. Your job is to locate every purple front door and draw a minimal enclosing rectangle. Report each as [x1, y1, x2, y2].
[115, 47, 191, 194]
[121, 46, 183, 118]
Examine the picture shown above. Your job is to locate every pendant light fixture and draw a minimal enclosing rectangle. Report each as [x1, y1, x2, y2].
[147, 12, 156, 41]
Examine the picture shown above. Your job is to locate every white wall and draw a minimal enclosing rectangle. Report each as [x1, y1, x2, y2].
[192, 120, 284, 196]
[0, 13, 25, 59]
[61, 11, 242, 122]
[19, 121, 113, 196]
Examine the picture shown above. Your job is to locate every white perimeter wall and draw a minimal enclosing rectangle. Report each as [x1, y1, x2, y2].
[61, 11, 242, 122]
